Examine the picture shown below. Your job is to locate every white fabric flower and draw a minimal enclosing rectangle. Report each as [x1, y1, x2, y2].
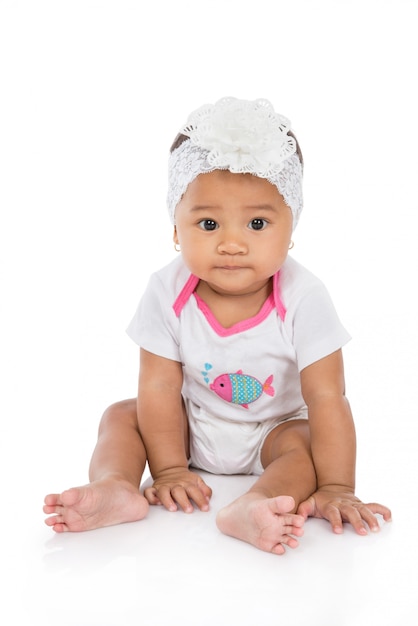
[181, 97, 296, 177]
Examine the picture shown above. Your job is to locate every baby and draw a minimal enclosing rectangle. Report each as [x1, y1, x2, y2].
[44, 97, 391, 554]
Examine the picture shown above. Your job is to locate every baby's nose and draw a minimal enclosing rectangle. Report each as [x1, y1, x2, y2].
[217, 232, 247, 254]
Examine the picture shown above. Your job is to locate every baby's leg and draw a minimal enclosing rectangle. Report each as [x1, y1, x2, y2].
[44, 399, 149, 532]
[216, 420, 316, 554]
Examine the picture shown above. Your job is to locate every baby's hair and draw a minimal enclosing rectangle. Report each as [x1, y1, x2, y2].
[169, 131, 304, 167]
[169, 133, 188, 153]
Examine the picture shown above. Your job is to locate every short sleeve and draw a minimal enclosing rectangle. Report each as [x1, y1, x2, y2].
[283, 271, 351, 372]
[126, 272, 181, 362]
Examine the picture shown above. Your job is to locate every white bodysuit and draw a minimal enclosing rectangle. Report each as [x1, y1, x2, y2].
[127, 255, 351, 475]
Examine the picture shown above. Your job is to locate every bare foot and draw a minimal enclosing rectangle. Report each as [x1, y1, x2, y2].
[216, 493, 304, 555]
[43, 477, 149, 532]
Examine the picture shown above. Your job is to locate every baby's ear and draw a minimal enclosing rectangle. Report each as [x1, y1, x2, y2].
[173, 226, 179, 245]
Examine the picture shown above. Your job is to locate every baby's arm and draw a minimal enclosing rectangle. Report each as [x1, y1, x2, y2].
[137, 348, 212, 513]
[299, 349, 391, 534]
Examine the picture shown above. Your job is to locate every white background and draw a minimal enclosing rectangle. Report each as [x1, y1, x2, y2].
[1, 1, 417, 625]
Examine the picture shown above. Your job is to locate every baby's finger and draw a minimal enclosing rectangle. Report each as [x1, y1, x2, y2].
[324, 504, 344, 534]
[143, 486, 164, 507]
[339, 503, 368, 535]
[197, 477, 213, 500]
[365, 502, 392, 522]
[154, 486, 180, 512]
[356, 504, 383, 533]
[185, 485, 210, 511]
[169, 485, 195, 513]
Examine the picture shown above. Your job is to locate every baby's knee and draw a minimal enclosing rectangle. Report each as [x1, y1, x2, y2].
[99, 399, 138, 432]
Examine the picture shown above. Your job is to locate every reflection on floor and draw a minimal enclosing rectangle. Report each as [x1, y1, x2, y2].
[8, 469, 413, 626]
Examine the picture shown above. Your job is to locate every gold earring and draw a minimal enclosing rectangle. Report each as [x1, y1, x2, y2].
[174, 243, 181, 252]
[288, 240, 294, 250]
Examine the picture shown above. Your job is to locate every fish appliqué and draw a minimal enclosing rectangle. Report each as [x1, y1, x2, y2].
[209, 370, 275, 409]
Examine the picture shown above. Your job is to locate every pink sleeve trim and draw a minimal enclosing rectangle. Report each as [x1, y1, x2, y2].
[273, 271, 287, 322]
[173, 274, 200, 317]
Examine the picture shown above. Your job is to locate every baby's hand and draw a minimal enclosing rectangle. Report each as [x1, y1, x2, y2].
[297, 488, 392, 535]
[144, 467, 212, 513]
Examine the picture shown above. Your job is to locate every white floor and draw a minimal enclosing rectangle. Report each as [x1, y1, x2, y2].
[3, 458, 416, 626]
[2, 1, 418, 624]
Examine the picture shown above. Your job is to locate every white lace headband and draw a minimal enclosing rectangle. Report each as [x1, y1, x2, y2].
[167, 97, 303, 230]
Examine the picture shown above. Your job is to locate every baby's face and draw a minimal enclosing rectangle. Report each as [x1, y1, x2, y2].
[174, 170, 293, 298]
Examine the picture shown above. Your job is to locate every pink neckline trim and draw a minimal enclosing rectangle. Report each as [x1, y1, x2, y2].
[194, 292, 275, 337]
[172, 271, 286, 336]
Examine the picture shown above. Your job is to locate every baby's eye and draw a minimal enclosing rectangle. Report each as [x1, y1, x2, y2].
[198, 219, 218, 231]
[248, 218, 268, 231]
